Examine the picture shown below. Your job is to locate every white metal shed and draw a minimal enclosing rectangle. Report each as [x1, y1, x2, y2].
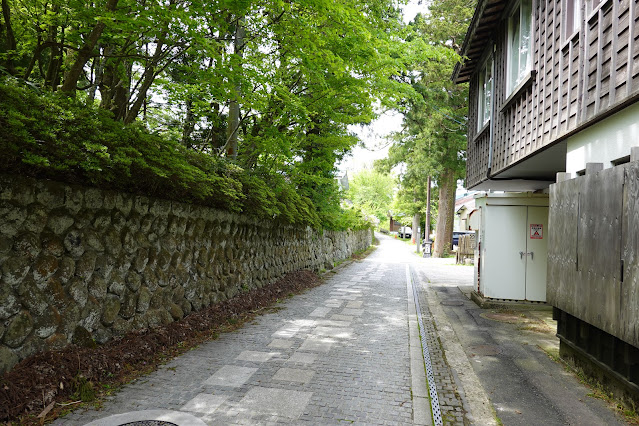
[474, 193, 550, 302]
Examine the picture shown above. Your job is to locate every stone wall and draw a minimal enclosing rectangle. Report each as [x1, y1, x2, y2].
[0, 175, 371, 373]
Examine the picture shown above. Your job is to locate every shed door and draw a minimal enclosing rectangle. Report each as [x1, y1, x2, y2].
[525, 206, 548, 301]
[483, 205, 527, 300]
[482, 205, 549, 301]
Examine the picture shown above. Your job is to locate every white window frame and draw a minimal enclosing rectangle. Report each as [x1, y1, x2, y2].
[564, 0, 581, 40]
[477, 55, 494, 132]
[506, 0, 532, 95]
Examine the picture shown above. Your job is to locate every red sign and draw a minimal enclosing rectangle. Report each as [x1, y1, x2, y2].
[530, 224, 543, 239]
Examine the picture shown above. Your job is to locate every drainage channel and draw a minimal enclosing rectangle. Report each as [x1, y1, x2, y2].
[410, 267, 443, 426]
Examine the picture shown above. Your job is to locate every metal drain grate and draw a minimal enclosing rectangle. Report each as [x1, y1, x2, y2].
[411, 268, 443, 426]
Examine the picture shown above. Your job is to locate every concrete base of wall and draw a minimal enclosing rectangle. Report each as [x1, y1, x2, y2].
[470, 290, 550, 310]
[559, 340, 639, 410]
[555, 307, 639, 410]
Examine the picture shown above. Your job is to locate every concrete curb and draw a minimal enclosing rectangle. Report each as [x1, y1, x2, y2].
[421, 283, 497, 425]
[406, 266, 434, 425]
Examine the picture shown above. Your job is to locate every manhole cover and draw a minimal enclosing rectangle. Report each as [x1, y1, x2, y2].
[468, 344, 502, 356]
[481, 312, 525, 324]
[441, 300, 465, 306]
[120, 422, 178, 426]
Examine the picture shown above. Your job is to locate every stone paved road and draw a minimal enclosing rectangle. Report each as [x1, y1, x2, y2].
[56, 235, 425, 425]
[54, 234, 627, 426]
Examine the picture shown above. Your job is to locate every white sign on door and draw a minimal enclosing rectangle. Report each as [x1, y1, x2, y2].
[530, 224, 543, 239]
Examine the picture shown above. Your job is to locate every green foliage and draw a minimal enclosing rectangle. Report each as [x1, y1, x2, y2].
[378, 0, 474, 222]
[71, 374, 96, 403]
[0, 0, 413, 231]
[330, 206, 373, 231]
[347, 168, 396, 223]
[0, 82, 326, 226]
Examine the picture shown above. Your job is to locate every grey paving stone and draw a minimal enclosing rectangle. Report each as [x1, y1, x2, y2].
[332, 289, 362, 295]
[299, 335, 335, 352]
[314, 319, 351, 327]
[309, 306, 332, 317]
[203, 365, 257, 387]
[272, 325, 301, 338]
[286, 352, 317, 365]
[238, 387, 313, 418]
[331, 314, 354, 321]
[312, 326, 353, 339]
[341, 308, 364, 316]
[272, 367, 314, 383]
[236, 350, 278, 362]
[180, 393, 228, 415]
[268, 339, 294, 349]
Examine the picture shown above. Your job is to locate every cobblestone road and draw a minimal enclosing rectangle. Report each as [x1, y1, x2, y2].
[54, 234, 625, 426]
[56, 235, 437, 425]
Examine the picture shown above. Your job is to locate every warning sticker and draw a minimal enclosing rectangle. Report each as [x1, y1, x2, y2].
[530, 224, 543, 239]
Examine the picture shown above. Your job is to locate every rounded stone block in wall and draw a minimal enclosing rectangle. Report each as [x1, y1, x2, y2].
[0, 174, 373, 374]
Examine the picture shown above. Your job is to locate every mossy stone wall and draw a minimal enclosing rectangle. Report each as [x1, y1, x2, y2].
[0, 175, 371, 373]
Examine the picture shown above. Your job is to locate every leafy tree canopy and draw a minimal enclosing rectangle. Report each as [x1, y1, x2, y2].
[0, 0, 420, 231]
[347, 168, 396, 223]
[376, 0, 475, 254]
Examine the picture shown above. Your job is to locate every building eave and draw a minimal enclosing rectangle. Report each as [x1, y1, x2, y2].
[452, 0, 508, 84]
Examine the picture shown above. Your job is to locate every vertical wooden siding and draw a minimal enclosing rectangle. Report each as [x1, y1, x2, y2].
[466, 73, 491, 186]
[467, 0, 639, 188]
[548, 162, 639, 348]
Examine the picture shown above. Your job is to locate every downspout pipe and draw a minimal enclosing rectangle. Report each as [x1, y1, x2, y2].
[486, 44, 496, 181]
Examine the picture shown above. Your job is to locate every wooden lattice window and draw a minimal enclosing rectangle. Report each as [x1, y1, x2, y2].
[564, 0, 581, 39]
[507, 0, 532, 94]
[477, 55, 494, 131]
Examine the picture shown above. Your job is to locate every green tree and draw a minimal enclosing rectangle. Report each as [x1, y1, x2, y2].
[380, 0, 474, 256]
[0, 0, 415, 231]
[347, 168, 396, 225]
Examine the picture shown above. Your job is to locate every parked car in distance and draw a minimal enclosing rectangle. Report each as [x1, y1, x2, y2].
[452, 231, 474, 247]
[399, 226, 412, 238]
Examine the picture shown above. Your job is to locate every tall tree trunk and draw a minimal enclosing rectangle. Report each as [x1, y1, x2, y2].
[44, 14, 62, 90]
[100, 54, 131, 120]
[181, 99, 196, 148]
[123, 39, 165, 124]
[433, 168, 456, 257]
[426, 175, 432, 239]
[1, 0, 16, 74]
[60, 0, 119, 94]
[101, 60, 133, 120]
[22, 35, 42, 81]
[225, 18, 245, 159]
[87, 51, 104, 104]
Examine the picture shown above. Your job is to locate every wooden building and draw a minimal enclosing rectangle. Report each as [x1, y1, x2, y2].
[454, 0, 639, 190]
[454, 0, 639, 404]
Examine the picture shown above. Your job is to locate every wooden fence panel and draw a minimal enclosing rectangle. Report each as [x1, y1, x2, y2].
[549, 164, 637, 347]
[577, 166, 624, 335]
[547, 177, 579, 313]
[622, 162, 639, 347]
